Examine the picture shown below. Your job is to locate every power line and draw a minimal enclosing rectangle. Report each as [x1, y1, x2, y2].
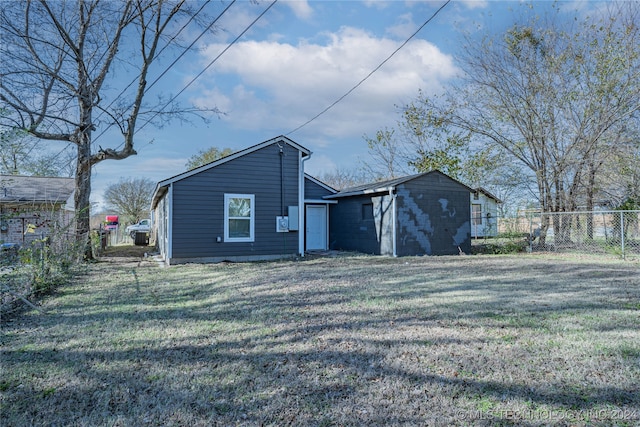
[56, 0, 237, 172]
[50, 0, 217, 166]
[133, 0, 278, 140]
[144, 1, 237, 96]
[90, 0, 222, 147]
[95, 0, 276, 156]
[286, 0, 451, 136]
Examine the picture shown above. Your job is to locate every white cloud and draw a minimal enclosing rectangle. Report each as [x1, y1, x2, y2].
[192, 26, 459, 140]
[459, 0, 488, 10]
[362, 1, 391, 10]
[385, 13, 417, 39]
[191, 87, 232, 113]
[282, 0, 314, 20]
[305, 153, 337, 176]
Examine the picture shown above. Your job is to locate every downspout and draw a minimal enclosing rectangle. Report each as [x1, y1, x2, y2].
[279, 144, 287, 255]
[299, 151, 311, 257]
[278, 144, 285, 216]
[167, 183, 173, 263]
[390, 188, 397, 257]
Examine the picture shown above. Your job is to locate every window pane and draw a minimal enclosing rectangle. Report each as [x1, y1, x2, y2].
[228, 198, 251, 217]
[229, 219, 250, 237]
[472, 205, 482, 225]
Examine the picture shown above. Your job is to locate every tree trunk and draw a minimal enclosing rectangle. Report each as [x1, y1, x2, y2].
[536, 171, 552, 247]
[586, 166, 596, 239]
[74, 123, 93, 260]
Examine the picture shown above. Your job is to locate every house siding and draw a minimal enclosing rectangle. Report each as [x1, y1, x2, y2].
[471, 192, 499, 238]
[329, 171, 471, 256]
[0, 205, 72, 246]
[168, 143, 301, 262]
[395, 173, 471, 256]
[329, 193, 394, 255]
[304, 178, 334, 199]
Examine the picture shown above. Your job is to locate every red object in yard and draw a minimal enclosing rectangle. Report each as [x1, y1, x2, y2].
[105, 215, 119, 231]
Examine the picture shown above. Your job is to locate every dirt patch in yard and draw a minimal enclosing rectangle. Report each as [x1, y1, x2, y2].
[100, 244, 152, 258]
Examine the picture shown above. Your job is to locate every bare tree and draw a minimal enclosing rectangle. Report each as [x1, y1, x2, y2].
[316, 167, 369, 191]
[410, 3, 639, 242]
[0, 130, 75, 177]
[0, 0, 218, 258]
[103, 177, 155, 226]
[0, 127, 28, 175]
[361, 128, 410, 180]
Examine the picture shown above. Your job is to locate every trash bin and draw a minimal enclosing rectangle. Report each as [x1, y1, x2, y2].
[100, 230, 109, 250]
[134, 231, 149, 246]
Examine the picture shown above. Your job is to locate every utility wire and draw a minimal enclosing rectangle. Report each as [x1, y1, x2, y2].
[56, 0, 235, 172]
[50, 0, 216, 166]
[286, 0, 450, 136]
[133, 0, 277, 140]
[142, 0, 236, 95]
[90, 0, 223, 147]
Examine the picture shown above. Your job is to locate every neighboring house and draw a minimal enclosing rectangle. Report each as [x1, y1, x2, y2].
[0, 175, 75, 246]
[151, 136, 337, 265]
[325, 171, 472, 256]
[470, 187, 501, 238]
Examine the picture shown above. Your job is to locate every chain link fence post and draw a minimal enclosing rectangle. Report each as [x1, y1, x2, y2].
[620, 211, 625, 260]
[510, 209, 640, 260]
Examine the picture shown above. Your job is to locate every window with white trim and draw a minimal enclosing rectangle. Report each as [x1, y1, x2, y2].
[472, 204, 482, 225]
[224, 194, 254, 242]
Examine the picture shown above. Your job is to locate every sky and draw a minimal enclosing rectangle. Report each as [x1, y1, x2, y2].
[85, 0, 598, 211]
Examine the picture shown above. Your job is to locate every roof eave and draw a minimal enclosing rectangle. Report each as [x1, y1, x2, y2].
[324, 186, 395, 199]
[150, 135, 311, 208]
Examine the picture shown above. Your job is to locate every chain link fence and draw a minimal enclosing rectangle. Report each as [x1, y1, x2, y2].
[95, 225, 146, 252]
[498, 210, 640, 260]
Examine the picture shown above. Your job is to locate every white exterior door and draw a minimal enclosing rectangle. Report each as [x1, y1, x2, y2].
[306, 205, 327, 250]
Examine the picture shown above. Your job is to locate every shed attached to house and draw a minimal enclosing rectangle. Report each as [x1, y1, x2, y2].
[151, 136, 333, 265]
[326, 171, 472, 256]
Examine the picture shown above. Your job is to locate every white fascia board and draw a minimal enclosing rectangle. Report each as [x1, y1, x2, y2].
[305, 199, 338, 204]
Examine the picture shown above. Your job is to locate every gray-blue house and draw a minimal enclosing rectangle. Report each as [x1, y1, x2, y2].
[151, 136, 336, 265]
[151, 137, 473, 264]
[326, 171, 472, 256]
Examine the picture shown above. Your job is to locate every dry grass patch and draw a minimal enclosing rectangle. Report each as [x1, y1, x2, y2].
[1, 253, 639, 426]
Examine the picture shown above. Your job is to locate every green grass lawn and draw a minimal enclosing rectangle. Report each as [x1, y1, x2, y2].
[1, 253, 639, 426]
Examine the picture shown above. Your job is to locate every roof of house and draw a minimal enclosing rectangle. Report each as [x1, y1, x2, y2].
[324, 170, 473, 199]
[0, 175, 74, 205]
[304, 173, 338, 194]
[151, 135, 311, 209]
[474, 187, 502, 203]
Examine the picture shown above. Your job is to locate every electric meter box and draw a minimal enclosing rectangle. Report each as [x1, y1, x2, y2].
[276, 216, 289, 232]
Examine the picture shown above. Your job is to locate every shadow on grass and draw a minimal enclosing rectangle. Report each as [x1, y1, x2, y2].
[2, 255, 639, 426]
